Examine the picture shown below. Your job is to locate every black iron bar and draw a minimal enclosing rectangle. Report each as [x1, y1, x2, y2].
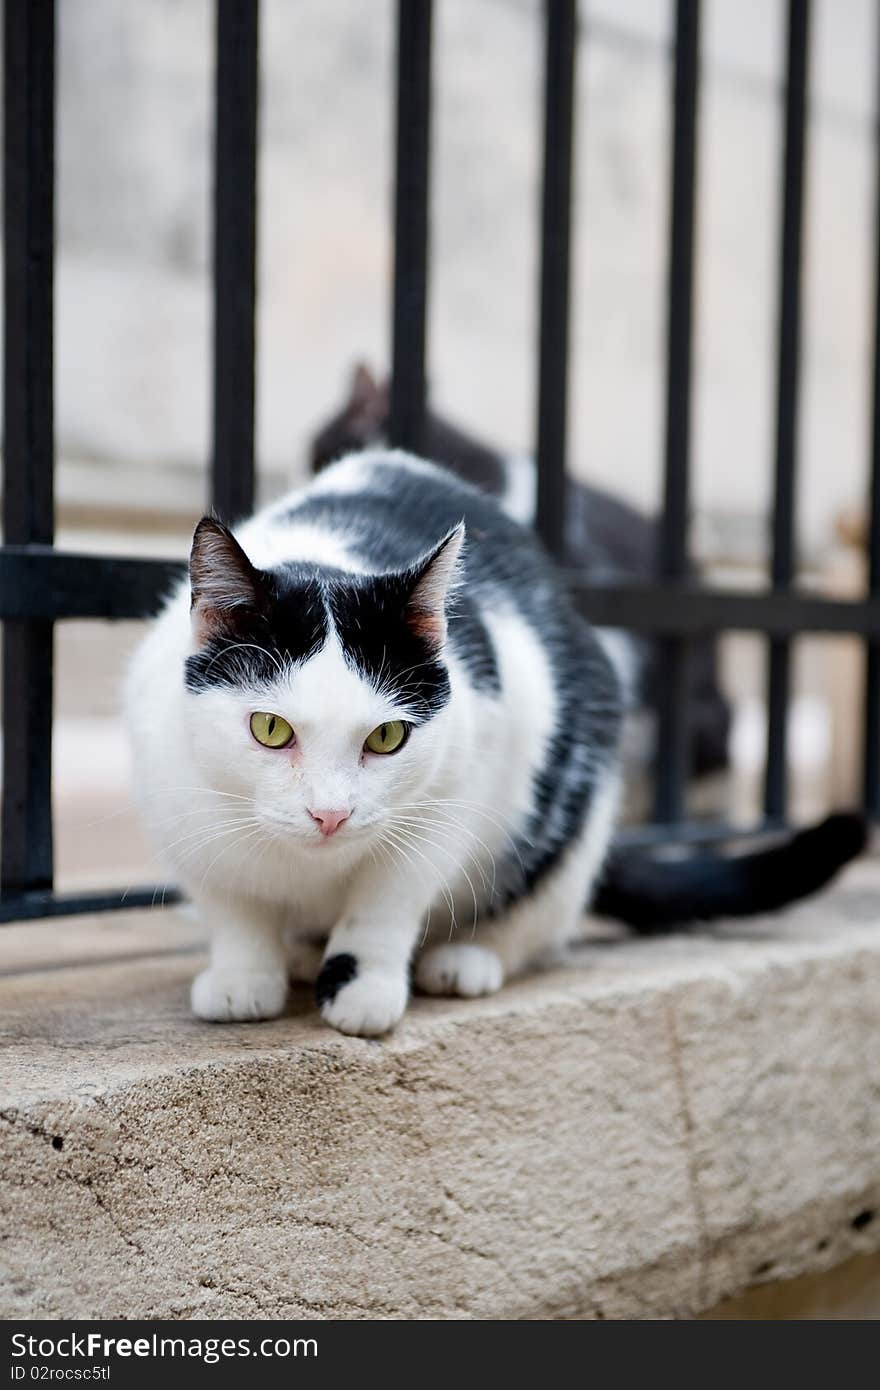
[0, 806, 776, 926]
[764, 0, 810, 819]
[864, 17, 880, 817]
[389, 0, 433, 453]
[653, 0, 701, 823]
[0, 812, 801, 925]
[2, 0, 56, 900]
[534, 0, 577, 559]
[211, 0, 259, 523]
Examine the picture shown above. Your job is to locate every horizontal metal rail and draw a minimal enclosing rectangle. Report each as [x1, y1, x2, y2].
[0, 886, 181, 926]
[1, 820, 800, 925]
[0, 548, 183, 620]
[1, 547, 878, 637]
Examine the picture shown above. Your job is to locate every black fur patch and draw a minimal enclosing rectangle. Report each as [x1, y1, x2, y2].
[282, 483, 500, 694]
[184, 567, 329, 693]
[506, 624, 621, 901]
[182, 502, 487, 712]
[316, 952, 358, 1005]
[184, 561, 456, 720]
[328, 574, 453, 720]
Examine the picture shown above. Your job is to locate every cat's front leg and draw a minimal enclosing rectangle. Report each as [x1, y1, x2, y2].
[316, 869, 428, 1037]
[190, 894, 288, 1022]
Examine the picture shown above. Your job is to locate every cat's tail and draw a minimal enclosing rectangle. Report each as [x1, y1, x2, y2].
[592, 811, 867, 934]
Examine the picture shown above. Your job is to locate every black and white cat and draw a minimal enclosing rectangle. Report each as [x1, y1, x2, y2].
[127, 450, 864, 1037]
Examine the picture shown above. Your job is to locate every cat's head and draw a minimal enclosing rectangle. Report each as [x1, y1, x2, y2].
[310, 364, 507, 498]
[311, 363, 390, 474]
[181, 516, 464, 858]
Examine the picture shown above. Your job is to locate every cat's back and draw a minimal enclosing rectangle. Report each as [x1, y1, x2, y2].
[259, 449, 564, 603]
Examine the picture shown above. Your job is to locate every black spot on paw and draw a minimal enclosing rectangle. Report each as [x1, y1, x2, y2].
[316, 953, 358, 1006]
[851, 1208, 875, 1232]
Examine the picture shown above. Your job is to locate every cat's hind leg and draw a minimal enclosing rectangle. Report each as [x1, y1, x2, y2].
[415, 780, 618, 998]
[414, 940, 504, 997]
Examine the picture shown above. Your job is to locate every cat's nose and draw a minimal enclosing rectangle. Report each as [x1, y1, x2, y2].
[308, 807, 352, 837]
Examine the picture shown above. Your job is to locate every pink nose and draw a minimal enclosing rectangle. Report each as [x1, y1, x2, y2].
[308, 807, 352, 837]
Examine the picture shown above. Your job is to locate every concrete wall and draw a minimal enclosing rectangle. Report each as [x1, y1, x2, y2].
[16, 0, 875, 558]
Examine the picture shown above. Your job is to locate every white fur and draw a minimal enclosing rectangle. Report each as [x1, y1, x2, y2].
[125, 455, 619, 1036]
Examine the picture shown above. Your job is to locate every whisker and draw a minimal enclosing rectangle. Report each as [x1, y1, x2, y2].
[392, 813, 498, 900]
[388, 823, 480, 934]
[379, 827, 458, 930]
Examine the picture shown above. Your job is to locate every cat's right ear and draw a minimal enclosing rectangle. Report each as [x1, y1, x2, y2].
[349, 361, 381, 412]
[347, 361, 389, 428]
[189, 517, 265, 645]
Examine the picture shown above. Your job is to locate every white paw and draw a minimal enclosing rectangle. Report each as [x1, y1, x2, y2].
[286, 939, 324, 985]
[415, 943, 504, 998]
[191, 967, 288, 1022]
[320, 971, 408, 1037]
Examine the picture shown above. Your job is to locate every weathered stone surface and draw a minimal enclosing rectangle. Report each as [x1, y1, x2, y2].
[1, 864, 879, 1319]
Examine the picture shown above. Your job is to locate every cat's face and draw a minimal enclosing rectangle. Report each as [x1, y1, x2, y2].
[181, 518, 462, 859]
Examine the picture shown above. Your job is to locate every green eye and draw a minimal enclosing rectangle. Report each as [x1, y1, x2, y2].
[250, 711, 294, 748]
[365, 721, 409, 755]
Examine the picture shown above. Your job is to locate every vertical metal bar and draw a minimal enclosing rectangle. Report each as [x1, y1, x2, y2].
[764, 0, 810, 820]
[211, 0, 259, 523]
[863, 17, 880, 817]
[653, 0, 701, 824]
[2, 0, 56, 898]
[534, 0, 577, 559]
[389, 0, 433, 453]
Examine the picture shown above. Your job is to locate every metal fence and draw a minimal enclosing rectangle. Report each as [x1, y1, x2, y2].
[1, 0, 879, 925]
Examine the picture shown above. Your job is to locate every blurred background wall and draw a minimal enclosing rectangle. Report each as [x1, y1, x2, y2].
[44, 0, 878, 556]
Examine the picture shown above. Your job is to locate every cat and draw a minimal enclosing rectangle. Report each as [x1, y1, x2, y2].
[312, 363, 731, 783]
[126, 449, 865, 1036]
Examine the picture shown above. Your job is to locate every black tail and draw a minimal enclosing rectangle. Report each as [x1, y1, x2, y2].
[592, 812, 867, 934]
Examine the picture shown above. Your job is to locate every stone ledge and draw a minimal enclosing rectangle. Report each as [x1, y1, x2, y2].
[1, 866, 879, 1320]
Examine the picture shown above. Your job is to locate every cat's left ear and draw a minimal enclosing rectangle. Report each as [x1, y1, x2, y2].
[404, 522, 465, 647]
[189, 517, 266, 645]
